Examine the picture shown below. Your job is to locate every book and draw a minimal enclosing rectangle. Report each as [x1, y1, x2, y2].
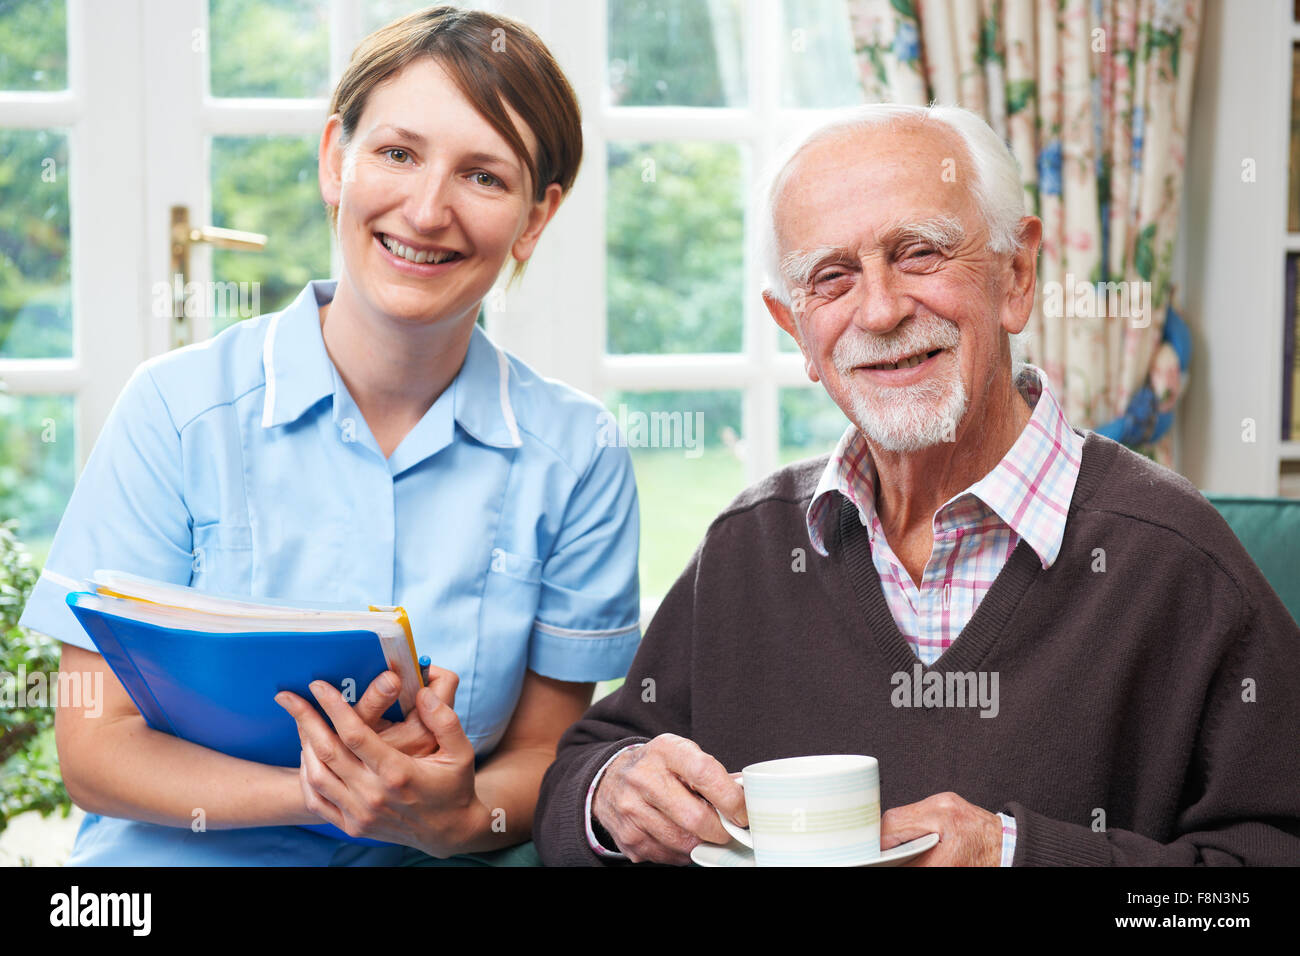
[1281, 465, 1300, 499]
[65, 570, 423, 846]
[1291, 44, 1300, 233]
[1293, 257, 1300, 440]
[1284, 254, 1296, 440]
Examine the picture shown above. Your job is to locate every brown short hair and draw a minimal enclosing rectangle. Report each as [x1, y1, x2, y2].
[326, 6, 582, 274]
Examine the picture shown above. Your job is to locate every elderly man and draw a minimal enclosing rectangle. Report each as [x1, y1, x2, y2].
[533, 105, 1300, 866]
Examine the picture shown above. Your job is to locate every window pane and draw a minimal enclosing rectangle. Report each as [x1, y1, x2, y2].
[781, 0, 861, 108]
[0, 393, 74, 564]
[209, 0, 329, 99]
[608, 0, 746, 107]
[780, 385, 849, 465]
[0, 0, 66, 91]
[607, 389, 743, 599]
[773, 0, 861, 345]
[209, 135, 331, 333]
[0, 128, 72, 359]
[607, 141, 745, 354]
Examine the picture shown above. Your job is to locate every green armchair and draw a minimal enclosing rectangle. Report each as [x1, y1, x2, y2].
[1204, 495, 1300, 625]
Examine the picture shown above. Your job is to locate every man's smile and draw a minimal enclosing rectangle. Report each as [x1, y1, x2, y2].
[862, 347, 946, 372]
[849, 346, 954, 386]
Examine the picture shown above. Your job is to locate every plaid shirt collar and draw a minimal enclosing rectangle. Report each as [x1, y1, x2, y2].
[805, 364, 1084, 566]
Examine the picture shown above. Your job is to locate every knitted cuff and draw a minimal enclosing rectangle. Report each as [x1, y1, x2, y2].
[1002, 801, 1113, 866]
[540, 737, 651, 866]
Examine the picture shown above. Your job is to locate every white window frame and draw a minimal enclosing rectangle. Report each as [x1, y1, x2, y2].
[0, 0, 151, 469]
[1, 0, 848, 518]
[509, 0, 836, 488]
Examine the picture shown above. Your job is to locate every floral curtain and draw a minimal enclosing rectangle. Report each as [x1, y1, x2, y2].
[845, 0, 1200, 465]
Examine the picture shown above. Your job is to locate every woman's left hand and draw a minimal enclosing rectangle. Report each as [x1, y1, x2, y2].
[274, 682, 488, 857]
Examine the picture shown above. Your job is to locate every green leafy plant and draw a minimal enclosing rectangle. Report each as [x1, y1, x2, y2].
[0, 519, 70, 834]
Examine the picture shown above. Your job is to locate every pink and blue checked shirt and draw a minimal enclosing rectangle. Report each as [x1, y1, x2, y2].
[587, 364, 1083, 866]
[803, 363, 1084, 865]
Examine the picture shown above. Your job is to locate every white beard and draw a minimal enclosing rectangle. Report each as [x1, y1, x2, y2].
[830, 318, 967, 452]
[840, 366, 968, 452]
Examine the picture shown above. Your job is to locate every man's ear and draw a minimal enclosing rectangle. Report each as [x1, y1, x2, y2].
[1002, 215, 1043, 335]
[512, 183, 564, 264]
[319, 114, 345, 214]
[763, 289, 819, 383]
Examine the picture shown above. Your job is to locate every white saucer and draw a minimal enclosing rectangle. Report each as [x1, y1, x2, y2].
[690, 832, 940, 868]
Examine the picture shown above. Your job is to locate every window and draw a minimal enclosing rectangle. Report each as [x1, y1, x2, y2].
[0, 0, 869, 600]
[0, 0, 142, 565]
[555, 0, 864, 602]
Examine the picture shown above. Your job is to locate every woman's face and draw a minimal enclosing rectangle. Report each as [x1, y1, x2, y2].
[320, 56, 561, 330]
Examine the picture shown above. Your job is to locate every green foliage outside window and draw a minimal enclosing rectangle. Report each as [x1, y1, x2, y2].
[607, 142, 745, 355]
[0, 128, 71, 360]
[0, 522, 70, 837]
[0, 0, 66, 91]
[207, 0, 329, 99]
[210, 135, 332, 331]
[607, 0, 743, 107]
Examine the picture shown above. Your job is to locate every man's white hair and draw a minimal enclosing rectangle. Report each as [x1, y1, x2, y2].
[757, 103, 1032, 376]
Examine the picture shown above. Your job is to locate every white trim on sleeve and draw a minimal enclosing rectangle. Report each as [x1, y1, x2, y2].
[38, 568, 82, 592]
[534, 620, 641, 639]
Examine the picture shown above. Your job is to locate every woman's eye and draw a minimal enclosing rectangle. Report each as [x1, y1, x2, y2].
[472, 171, 502, 188]
[384, 148, 411, 164]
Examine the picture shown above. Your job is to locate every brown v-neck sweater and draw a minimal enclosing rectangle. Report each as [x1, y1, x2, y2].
[534, 431, 1300, 865]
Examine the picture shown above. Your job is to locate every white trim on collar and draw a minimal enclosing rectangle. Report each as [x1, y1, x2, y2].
[495, 344, 523, 448]
[259, 310, 282, 429]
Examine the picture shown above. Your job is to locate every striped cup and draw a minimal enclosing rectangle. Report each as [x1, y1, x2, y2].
[716, 754, 881, 866]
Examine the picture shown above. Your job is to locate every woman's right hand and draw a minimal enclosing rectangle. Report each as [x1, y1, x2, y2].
[55, 644, 460, 829]
[350, 664, 459, 759]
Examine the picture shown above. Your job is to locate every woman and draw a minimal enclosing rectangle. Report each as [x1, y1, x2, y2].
[22, 6, 639, 866]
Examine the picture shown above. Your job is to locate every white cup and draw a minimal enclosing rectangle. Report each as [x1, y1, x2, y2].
[715, 754, 881, 866]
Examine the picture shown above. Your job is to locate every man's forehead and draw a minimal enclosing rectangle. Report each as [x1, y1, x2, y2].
[774, 122, 976, 247]
[787, 119, 967, 177]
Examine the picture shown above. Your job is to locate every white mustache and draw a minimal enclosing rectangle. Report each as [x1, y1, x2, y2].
[832, 318, 960, 373]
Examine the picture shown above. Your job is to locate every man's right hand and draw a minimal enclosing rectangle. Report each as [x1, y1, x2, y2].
[592, 733, 747, 864]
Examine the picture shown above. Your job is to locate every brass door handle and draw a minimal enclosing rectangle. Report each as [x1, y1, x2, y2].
[176, 222, 268, 251]
[168, 205, 268, 349]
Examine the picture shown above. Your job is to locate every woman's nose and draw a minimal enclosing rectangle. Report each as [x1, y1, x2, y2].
[406, 170, 456, 233]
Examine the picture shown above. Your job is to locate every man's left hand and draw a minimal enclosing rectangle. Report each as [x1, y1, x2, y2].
[880, 791, 1003, 866]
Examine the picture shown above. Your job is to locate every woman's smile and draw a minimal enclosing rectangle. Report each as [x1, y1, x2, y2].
[375, 231, 466, 274]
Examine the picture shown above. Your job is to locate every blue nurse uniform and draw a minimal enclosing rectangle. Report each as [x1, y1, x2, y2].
[18, 279, 641, 865]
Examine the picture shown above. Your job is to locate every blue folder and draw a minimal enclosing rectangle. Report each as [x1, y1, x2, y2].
[67, 591, 406, 847]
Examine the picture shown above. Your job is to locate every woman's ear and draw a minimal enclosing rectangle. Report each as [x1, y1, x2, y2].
[511, 182, 565, 264]
[319, 114, 345, 213]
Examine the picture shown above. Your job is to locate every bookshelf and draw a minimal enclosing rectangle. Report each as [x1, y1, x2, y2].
[1178, 0, 1298, 498]
[1281, 11, 1300, 494]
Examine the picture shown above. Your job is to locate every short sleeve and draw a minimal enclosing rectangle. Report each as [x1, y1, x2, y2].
[527, 440, 640, 682]
[18, 363, 194, 651]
